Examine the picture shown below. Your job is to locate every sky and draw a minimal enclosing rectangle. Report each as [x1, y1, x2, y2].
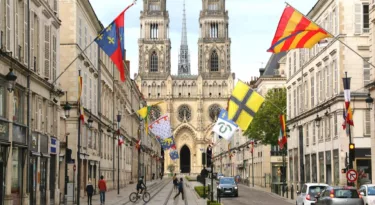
[90, 0, 318, 82]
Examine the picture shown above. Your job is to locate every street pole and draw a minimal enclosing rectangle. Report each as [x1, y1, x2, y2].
[77, 70, 81, 205]
[282, 149, 286, 196]
[211, 162, 214, 201]
[117, 111, 121, 195]
[252, 150, 254, 187]
[344, 72, 354, 186]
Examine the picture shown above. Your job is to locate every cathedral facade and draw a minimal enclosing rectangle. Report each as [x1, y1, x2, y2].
[136, 0, 234, 174]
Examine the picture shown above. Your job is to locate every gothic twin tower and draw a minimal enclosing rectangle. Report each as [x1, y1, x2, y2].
[137, 0, 231, 78]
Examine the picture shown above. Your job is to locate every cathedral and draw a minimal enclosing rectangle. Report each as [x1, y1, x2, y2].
[135, 0, 234, 174]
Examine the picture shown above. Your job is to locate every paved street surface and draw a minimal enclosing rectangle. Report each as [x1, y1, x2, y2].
[221, 184, 294, 205]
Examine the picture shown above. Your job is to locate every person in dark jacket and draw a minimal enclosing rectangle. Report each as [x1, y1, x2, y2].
[174, 178, 184, 200]
[86, 180, 94, 205]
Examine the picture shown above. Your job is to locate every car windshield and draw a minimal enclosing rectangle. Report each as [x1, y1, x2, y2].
[334, 189, 359, 198]
[308, 186, 326, 196]
[220, 178, 235, 185]
[368, 186, 375, 196]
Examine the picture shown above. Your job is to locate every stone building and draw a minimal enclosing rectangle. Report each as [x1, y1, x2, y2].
[286, 0, 371, 190]
[0, 1, 62, 205]
[135, 0, 235, 174]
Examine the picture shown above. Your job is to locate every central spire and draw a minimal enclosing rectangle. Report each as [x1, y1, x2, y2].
[178, 0, 190, 75]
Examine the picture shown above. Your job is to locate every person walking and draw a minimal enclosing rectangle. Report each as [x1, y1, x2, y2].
[174, 178, 184, 200]
[86, 180, 94, 205]
[98, 175, 107, 205]
[172, 174, 178, 192]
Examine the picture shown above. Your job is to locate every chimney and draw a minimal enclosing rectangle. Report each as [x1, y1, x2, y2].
[259, 68, 265, 76]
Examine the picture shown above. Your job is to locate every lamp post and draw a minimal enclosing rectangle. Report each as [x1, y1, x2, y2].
[63, 92, 71, 197]
[315, 114, 322, 127]
[282, 127, 290, 197]
[366, 93, 374, 110]
[117, 111, 121, 195]
[5, 68, 17, 93]
[63, 92, 71, 118]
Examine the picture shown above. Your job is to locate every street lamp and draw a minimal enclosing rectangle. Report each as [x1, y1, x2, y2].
[366, 93, 374, 110]
[5, 68, 17, 93]
[315, 114, 322, 127]
[116, 111, 121, 195]
[63, 91, 71, 118]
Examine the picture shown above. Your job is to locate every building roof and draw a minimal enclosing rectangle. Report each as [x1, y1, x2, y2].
[262, 52, 286, 76]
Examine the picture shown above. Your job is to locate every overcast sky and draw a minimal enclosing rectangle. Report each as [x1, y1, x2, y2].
[90, 0, 317, 81]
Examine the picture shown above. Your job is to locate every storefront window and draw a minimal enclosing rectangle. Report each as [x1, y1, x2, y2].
[289, 149, 293, 183]
[311, 154, 317, 182]
[319, 152, 324, 183]
[357, 159, 372, 186]
[294, 148, 298, 182]
[272, 164, 282, 183]
[13, 89, 24, 124]
[333, 150, 339, 185]
[0, 84, 5, 118]
[305, 155, 310, 182]
[11, 147, 22, 205]
[325, 151, 332, 185]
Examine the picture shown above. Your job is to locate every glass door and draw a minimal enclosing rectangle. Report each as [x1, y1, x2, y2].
[40, 158, 47, 205]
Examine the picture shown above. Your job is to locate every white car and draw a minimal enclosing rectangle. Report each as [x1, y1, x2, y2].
[296, 183, 328, 205]
[359, 184, 375, 205]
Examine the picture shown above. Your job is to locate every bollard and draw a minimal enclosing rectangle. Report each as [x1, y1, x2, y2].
[282, 184, 285, 197]
[291, 185, 294, 200]
[286, 185, 289, 198]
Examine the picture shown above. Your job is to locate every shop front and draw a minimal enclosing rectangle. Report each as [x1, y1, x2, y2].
[29, 132, 39, 205]
[270, 156, 284, 195]
[40, 134, 49, 205]
[355, 148, 372, 186]
[12, 123, 27, 205]
[50, 137, 58, 205]
[0, 119, 10, 205]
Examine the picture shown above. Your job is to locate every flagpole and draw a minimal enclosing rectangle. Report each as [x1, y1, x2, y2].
[285, 2, 375, 70]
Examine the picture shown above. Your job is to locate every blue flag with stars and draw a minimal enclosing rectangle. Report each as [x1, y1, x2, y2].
[169, 150, 179, 160]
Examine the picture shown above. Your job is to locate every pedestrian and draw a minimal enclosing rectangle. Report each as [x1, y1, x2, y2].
[98, 175, 107, 205]
[86, 180, 94, 205]
[172, 174, 178, 192]
[174, 178, 184, 200]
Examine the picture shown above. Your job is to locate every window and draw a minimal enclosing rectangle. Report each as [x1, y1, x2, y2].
[150, 23, 158, 39]
[365, 110, 371, 136]
[288, 56, 291, 77]
[52, 35, 57, 81]
[333, 60, 338, 94]
[89, 78, 92, 110]
[210, 50, 219, 71]
[322, 67, 326, 100]
[306, 124, 309, 146]
[15, 1, 19, 59]
[44, 25, 50, 79]
[293, 52, 297, 72]
[5, 0, 11, 50]
[178, 105, 191, 122]
[84, 27, 87, 47]
[364, 58, 370, 86]
[311, 76, 315, 107]
[332, 8, 337, 35]
[326, 117, 331, 141]
[24, 0, 28, 64]
[13, 89, 24, 124]
[34, 14, 40, 73]
[150, 51, 158, 72]
[299, 85, 303, 112]
[313, 121, 316, 144]
[319, 71, 323, 102]
[84, 72, 87, 107]
[304, 81, 308, 109]
[363, 4, 370, 33]
[208, 3, 218, 10]
[326, 65, 330, 98]
[149, 3, 160, 11]
[334, 112, 338, 137]
[293, 89, 296, 117]
[288, 92, 291, 118]
[78, 18, 82, 46]
[210, 23, 218, 38]
[0, 85, 5, 118]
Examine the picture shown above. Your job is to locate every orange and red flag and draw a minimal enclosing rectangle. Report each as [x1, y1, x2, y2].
[268, 5, 333, 53]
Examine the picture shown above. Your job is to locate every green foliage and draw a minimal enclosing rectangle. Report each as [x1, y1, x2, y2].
[194, 186, 209, 197]
[244, 88, 287, 145]
[167, 164, 175, 173]
[207, 201, 221, 205]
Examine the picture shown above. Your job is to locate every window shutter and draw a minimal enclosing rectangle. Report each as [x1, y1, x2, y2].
[15, 1, 19, 59]
[365, 110, 371, 136]
[354, 3, 362, 34]
[44, 25, 50, 79]
[38, 100, 42, 131]
[30, 11, 34, 70]
[52, 35, 56, 81]
[78, 18, 82, 46]
[35, 17, 40, 74]
[5, 0, 11, 50]
[24, 0, 28, 64]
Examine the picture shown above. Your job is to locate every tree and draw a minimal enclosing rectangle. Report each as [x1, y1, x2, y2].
[244, 88, 287, 145]
[167, 164, 175, 173]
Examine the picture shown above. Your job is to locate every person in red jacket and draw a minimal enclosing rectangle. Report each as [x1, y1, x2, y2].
[98, 176, 107, 205]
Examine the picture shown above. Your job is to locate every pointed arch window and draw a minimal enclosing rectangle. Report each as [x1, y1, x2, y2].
[210, 50, 219, 72]
[150, 51, 158, 72]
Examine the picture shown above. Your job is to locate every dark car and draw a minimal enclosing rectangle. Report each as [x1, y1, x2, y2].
[217, 177, 238, 197]
[315, 186, 363, 205]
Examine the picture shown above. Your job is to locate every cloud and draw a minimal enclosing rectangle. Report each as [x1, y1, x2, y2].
[90, 0, 318, 80]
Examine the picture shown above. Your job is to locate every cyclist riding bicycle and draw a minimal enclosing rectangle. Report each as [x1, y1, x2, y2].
[136, 176, 146, 196]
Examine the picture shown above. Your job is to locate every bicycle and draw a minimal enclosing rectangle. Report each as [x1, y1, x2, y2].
[129, 187, 151, 203]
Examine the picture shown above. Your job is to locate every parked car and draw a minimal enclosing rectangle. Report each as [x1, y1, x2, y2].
[359, 184, 375, 205]
[216, 177, 238, 197]
[315, 186, 363, 205]
[296, 183, 328, 205]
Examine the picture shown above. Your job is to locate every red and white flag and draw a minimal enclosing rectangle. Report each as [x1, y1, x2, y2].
[136, 139, 141, 150]
[343, 77, 354, 126]
[148, 114, 172, 140]
[118, 136, 124, 146]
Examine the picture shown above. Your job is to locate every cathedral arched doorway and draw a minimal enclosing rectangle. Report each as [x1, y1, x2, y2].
[180, 145, 191, 173]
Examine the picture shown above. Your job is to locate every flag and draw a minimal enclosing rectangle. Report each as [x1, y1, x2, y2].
[342, 105, 347, 130]
[212, 109, 238, 140]
[95, 3, 135, 82]
[118, 136, 124, 146]
[267, 5, 333, 53]
[136, 139, 141, 150]
[278, 114, 287, 149]
[169, 150, 179, 160]
[78, 76, 84, 124]
[343, 77, 354, 126]
[137, 101, 164, 134]
[148, 114, 172, 139]
[228, 81, 265, 131]
[156, 136, 176, 150]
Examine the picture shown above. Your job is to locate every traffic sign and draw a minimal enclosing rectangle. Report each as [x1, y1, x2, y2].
[346, 169, 358, 182]
[73, 164, 76, 172]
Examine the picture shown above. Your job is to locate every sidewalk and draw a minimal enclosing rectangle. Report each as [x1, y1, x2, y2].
[76, 179, 160, 205]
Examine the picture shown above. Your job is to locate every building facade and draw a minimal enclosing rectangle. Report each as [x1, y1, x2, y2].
[286, 0, 371, 190]
[0, 1, 62, 205]
[136, 0, 234, 174]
